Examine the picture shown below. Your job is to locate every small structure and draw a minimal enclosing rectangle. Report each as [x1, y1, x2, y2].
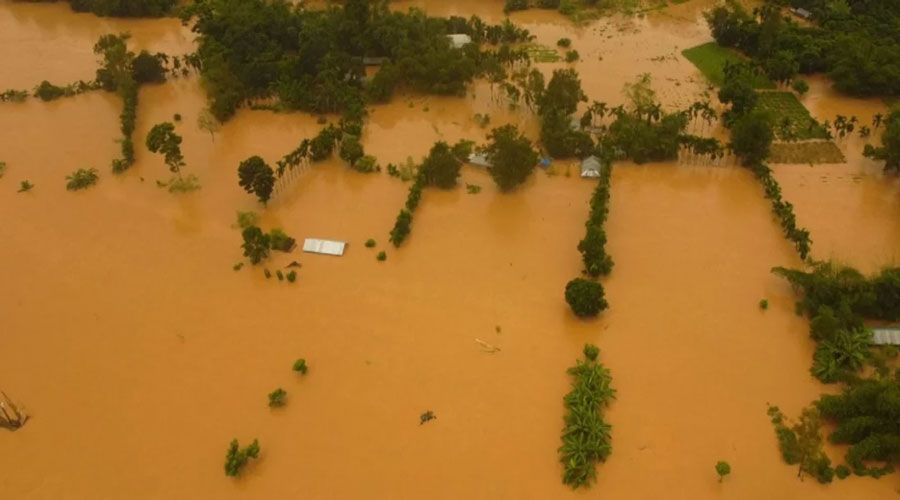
[789, 7, 812, 20]
[872, 327, 900, 346]
[447, 34, 472, 49]
[362, 56, 389, 66]
[302, 238, 347, 256]
[580, 156, 603, 178]
[467, 152, 492, 168]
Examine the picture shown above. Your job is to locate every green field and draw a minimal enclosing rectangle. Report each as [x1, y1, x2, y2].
[757, 91, 829, 141]
[681, 42, 773, 89]
[770, 142, 845, 164]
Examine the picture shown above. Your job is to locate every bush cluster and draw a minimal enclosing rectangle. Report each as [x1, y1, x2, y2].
[577, 162, 613, 277]
[565, 278, 607, 318]
[65, 168, 99, 191]
[559, 344, 615, 488]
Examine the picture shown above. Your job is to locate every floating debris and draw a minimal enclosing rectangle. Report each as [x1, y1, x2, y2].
[419, 411, 436, 425]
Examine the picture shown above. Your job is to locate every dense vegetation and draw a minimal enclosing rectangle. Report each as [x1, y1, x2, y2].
[767, 405, 835, 483]
[864, 108, 900, 172]
[771, 262, 900, 479]
[565, 278, 607, 317]
[18, 0, 176, 17]
[578, 161, 613, 277]
[719, 62, 812, 260]
[559, 344, 614, 488]
[181, 0, 531, 121]
[224, 438, 260, 477]
[65, 168, 99, 190]
[484, 124, 540, 190]
[707, 0, 900, 96]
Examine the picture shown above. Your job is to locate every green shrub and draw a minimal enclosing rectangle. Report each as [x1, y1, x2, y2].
[560, 345, 614, 488]
[224, 439, 260, 477]
[235, 211, 259, 230]
[377, 251, 387, 261]
[835, 465, 850, 479]
[365, 239, 376, 248]
[268, 388, 286, 407]
[389, 209, 413, 247]
[269, 229, 295, 252]
[241, 226, 271, 264]
[18, 180, 33, 192]
[264, 268, 272, 279]
[557, 38, 571, 48]
[173, 113, 182, 121]
[286, 270, 297, 282]
[792, 79, 809, 96]
[276, 270, 284, 281]
[565, 50, 580, 63]
[292, 359, 308, 374]
[565, 278, 608, 317]
[34, 80, 66, 101]
[65, 168, 99, 191]
[715, 461, 731, 482]
[233, 262, 243, 271]
[759, 299, 769, 310]
[583, 344, 599, 361]
[167, 175, 201, 193]
[0, 160, 6, 178]
[504, 0, 528, 13]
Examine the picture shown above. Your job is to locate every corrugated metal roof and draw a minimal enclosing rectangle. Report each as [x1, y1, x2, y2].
[872, 328, 900, 345]
[302, 238, 346, 256]
[468, 153, 492, 167]
[447, 34, 472, 49]
[581, 156, 602, 178]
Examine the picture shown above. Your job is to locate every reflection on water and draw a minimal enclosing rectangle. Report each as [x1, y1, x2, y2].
[0, 0, 898, 498]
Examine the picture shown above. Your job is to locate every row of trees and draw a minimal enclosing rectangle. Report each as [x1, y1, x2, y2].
[719, 61, 812, 260]
[578, 162, 613, 277]
[772, 261, 900, 478]
[559, 344, 614, 488]
[16, 0, 175, 17]
[181, 0, 532, 121]
[707, 0, 900, 96]
[388, 140, 473, 246]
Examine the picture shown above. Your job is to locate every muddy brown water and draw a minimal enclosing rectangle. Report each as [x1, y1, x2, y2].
[1, 0, 899, 498]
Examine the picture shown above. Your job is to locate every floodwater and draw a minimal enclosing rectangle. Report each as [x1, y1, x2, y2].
[1, 0, 899, 498]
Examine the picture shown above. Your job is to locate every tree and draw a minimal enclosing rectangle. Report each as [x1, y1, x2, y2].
[389, 209, 413, 246]
[485, 124, 539, 191]
[339, 135, 365, 166]
[132, 51, 166, 84]
[792, 79, 809, 96]
[224, 439, 260, 477]
[237, 156, 275, 205]
[565, 278, 608, 317]
[730, 109, 773, 166]
[715, 461, 731, 482]
[538, 68, 586, 116]
[420, 141, 462, 188]
[145, 122, 185, 175]
[241, 226, 271, 264]
[197, 109, 221, 141]
[863, 109, 900, 172]
[718, 62, 759, 122]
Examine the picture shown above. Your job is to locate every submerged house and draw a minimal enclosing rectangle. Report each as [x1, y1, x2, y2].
[467, 152, 492, 168]
[872, 327, 900, 346]
[447, 34, 472, 49]
[302, 238, 347, 256]
[580, 156, 603, 178]
[789, 7, 812, 20]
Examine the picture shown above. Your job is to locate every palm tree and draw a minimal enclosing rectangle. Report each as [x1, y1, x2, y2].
[859, 126, 871, 138]
[873, 113, 884, 129]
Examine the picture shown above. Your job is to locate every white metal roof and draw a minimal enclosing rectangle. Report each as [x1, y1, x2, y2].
[447, 34, 472, 49]
[872, 327, 900, 345]
[467, 153, 492, 167]
[302, 238, 346, 256]
[581, 156, 602, 178]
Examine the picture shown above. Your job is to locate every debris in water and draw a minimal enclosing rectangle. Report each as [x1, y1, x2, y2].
[420, 411, 436, 425]
[475, 338, 500, 353]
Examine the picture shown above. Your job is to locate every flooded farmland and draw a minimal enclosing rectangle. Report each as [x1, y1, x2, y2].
[1, 0, 899, 498]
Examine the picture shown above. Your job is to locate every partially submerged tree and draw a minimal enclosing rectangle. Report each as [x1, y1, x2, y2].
[485, 124, 539, 191]
[565, 278, 608, 318]
[237, 156, 275, 205]
[241, 226, 271, 264]
[715, 461, 731, 482]
[863, 109, 900, 172]
[146, 122, 185, 175]
[419, 141, 462, 189]
[197, 108, 222, 141]
[0, 392, 29, 431]
[224, 438, 260, 477]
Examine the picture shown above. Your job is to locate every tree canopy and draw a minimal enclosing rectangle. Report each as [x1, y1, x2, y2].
[484, 124, 539, 191]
